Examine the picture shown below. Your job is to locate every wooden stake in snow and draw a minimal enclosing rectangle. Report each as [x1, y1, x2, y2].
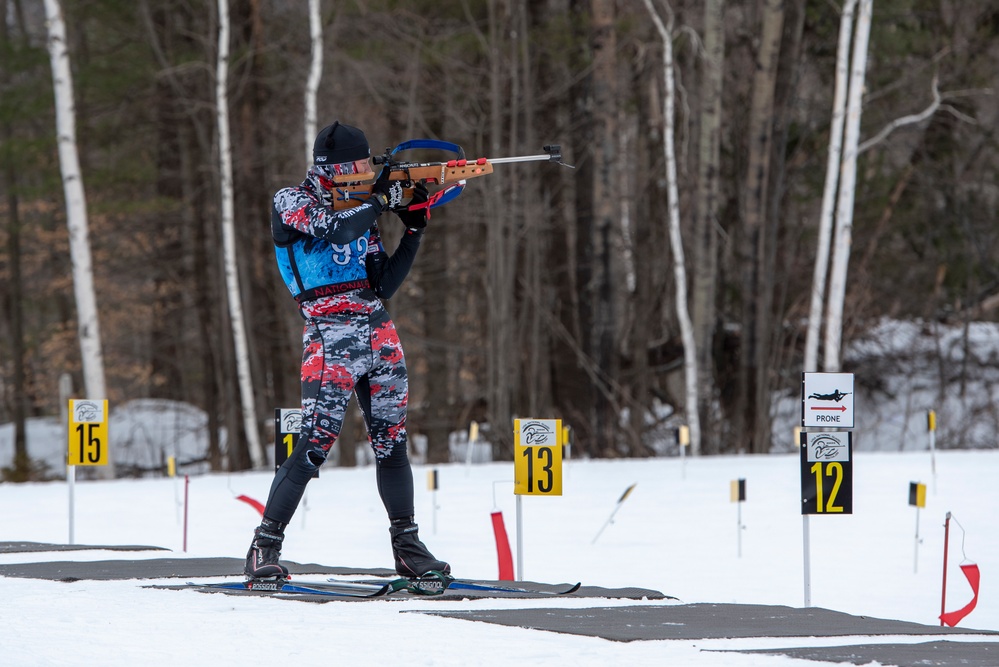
[592, 483, 637, 544]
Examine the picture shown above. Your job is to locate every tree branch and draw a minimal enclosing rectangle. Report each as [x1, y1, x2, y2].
[858, 74, 940, 154]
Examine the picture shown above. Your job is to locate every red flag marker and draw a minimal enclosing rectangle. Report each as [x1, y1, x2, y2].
[940, 563, 981, 627]
[236, 494, 265, 517]
[490, 511, 515, 581]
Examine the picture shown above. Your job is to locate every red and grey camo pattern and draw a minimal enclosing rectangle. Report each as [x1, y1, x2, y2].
[299, 291, 408, 461]
[275, 167, 376, 241]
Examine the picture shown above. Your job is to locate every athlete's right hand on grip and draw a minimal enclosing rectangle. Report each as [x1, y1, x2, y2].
[370, 167, 404, 212]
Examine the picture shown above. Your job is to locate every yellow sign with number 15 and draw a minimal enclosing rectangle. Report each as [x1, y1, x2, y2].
[68, 400, 109, 466]
[514, 419, 563, 496]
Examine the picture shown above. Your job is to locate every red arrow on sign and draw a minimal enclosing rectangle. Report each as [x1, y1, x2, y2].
[811, 406, 847, 411]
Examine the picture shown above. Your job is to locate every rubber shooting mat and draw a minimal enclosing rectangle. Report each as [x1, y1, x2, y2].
[413, 603, 998, 642]
[0, 543, 662, 600]
[718, 639, 999, 667]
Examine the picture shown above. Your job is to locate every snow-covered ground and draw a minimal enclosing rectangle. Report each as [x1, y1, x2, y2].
[2, 450, 997, 666]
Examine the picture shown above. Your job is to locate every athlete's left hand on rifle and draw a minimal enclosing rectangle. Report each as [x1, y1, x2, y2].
[395, 182, 429, 230]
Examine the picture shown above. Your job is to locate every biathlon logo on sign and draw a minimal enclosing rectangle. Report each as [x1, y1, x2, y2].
[68, 399, 109, 466]
[801, 372, 855, 428]
[274, 408, 303, 472]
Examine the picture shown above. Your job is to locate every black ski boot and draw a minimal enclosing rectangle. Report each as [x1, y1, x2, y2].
[244, 518, 289, 580]
[390, 518, 450, 577]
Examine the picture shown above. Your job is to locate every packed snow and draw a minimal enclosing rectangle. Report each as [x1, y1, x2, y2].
[2, 448, 998, 666]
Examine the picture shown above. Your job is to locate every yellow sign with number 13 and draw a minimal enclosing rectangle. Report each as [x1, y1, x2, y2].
[514, 419, 563, 496]
[68, 399, 109, 466]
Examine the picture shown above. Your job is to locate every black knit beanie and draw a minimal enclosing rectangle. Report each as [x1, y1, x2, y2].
[313, 121, 370, 165]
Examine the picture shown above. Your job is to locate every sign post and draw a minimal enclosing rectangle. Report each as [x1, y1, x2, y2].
[67, 399, 109, 544]
[927, 409, 937, 491]
[731, 478, 747, 557]
[909, 481, 927, 573]
[465, 421, 479, 474]
[428, 469, 439, 534]
[513, 418, 564, 581]
[678, 425, 690, 478]
[274, 408, 302, 471]
[800, 372, 855, 607]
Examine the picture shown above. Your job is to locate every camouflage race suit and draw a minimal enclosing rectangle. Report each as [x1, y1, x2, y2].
[262, 164, 423, 525]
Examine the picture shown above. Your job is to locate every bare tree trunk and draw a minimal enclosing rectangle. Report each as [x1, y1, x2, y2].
[736, 0, 784, 454]
[304, 0, 322, 168]
[2, 135, 29, 478]
[693, 0, 724, 455]
[522, 2, 554, 422]
[804, 0, 856, 374]
[536, 0, 585, 449]
[641, 0, 701, 456]
[485, 0, 514, 459]
[43, 0, 114, 477]
[141, 0, 225, 470]
[824, 0, 873, 372]
[216, 0, 263, 468]
[590, 0, 619, 455]
[565, 0, 598, 455]
[1, 7, 30, 479]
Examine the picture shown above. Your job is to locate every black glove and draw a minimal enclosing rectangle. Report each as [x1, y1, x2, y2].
[369, 167, 404, 213]
[396, 182, 429, 229]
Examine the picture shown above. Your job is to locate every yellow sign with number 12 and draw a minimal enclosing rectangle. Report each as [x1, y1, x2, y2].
[514, 419, 563, 496]
[68, 400, 109, 466]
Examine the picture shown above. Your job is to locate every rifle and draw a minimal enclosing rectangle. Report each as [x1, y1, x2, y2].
[327, 140, 573, 212]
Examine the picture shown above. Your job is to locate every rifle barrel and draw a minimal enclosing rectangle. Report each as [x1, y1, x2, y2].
[488, 154, 557, 164]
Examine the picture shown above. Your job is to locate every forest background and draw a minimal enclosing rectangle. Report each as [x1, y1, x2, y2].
[1, 0, 997, 478]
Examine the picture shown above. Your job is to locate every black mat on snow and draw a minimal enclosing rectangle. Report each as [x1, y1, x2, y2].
[0, 541, 168, 554]
[0, 556, 393, 581]
[8, 541, 998, 665]
[0, 546, 662, 600]
[722, 639, 999, 667]
[414, 603, 998, 642]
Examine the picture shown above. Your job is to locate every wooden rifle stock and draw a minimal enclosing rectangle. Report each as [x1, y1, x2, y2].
[329, 144, 569, 211]
[330, 158, 493, 211]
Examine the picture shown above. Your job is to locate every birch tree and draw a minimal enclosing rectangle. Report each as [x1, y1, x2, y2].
[43, 0, 115, 476]
[216, 0, 264, 468]
[804, 0, 856, 374]
[823, 0, 873, 372]
[304, 0, 323, 168]
[640, 0, 700, 456]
